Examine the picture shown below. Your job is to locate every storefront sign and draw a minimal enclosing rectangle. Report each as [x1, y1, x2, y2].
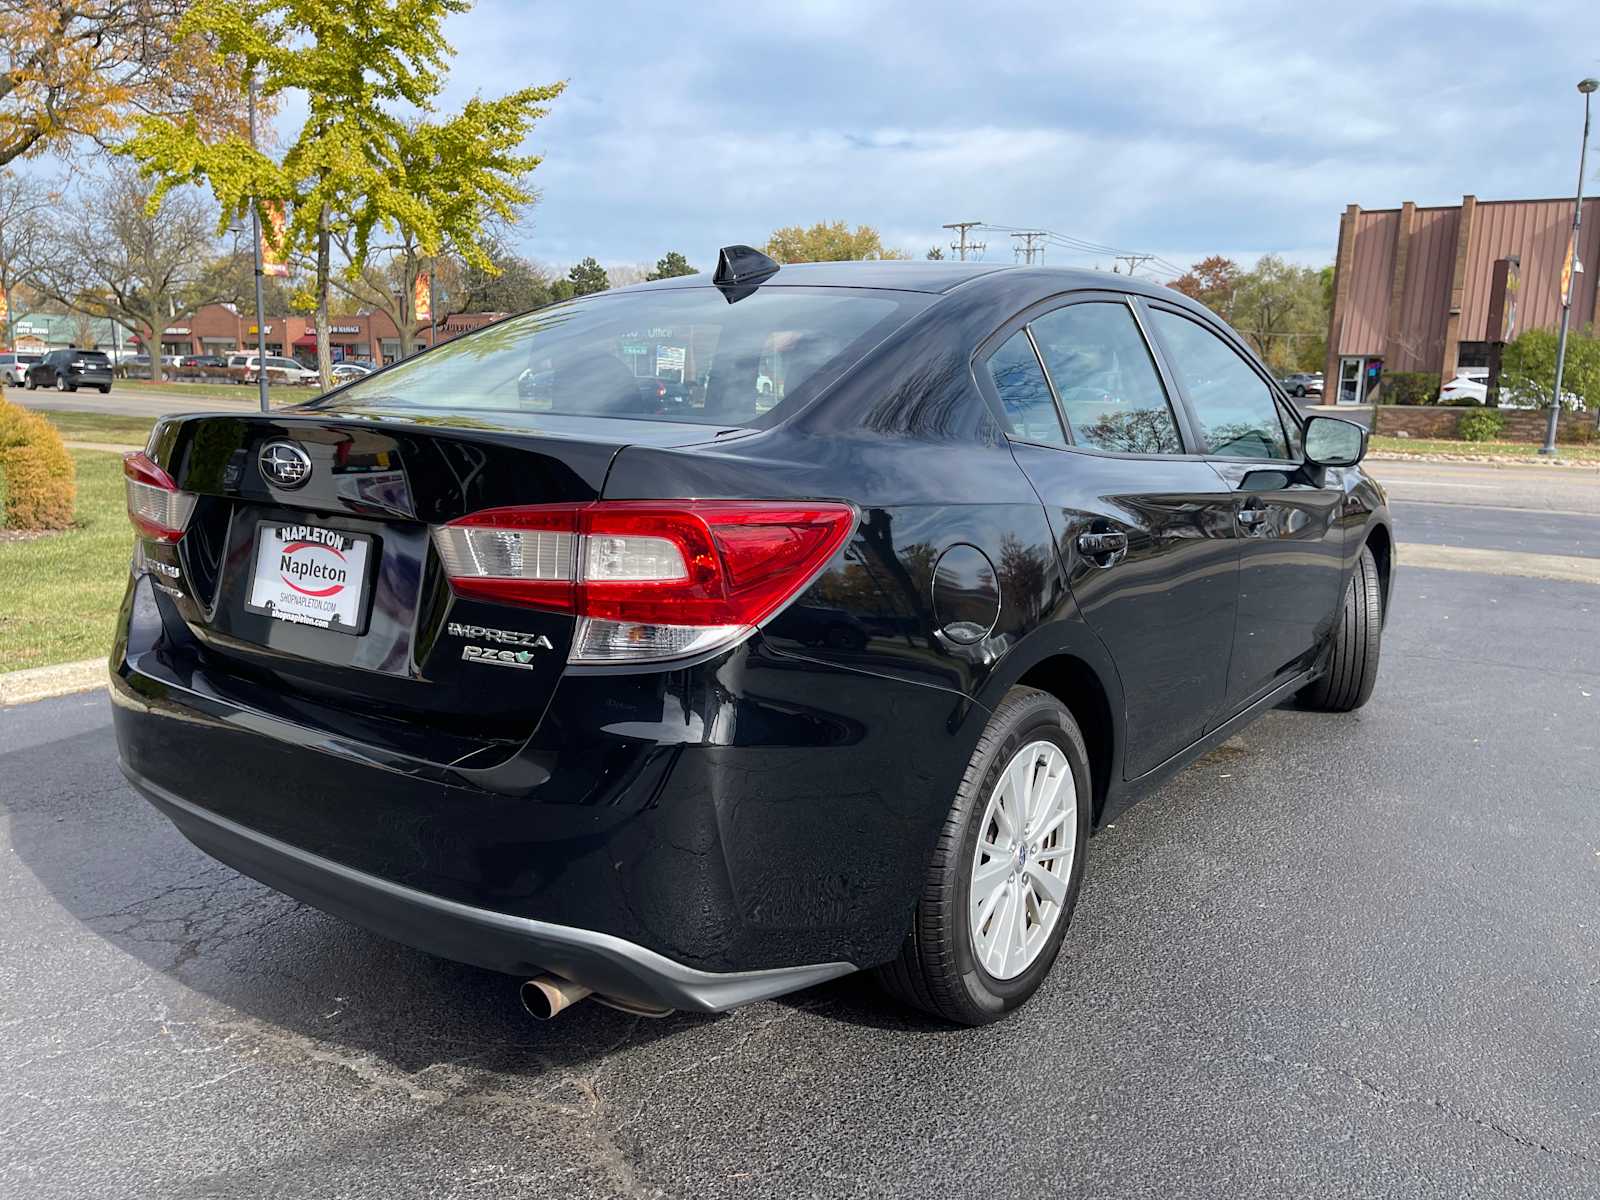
[164, 326, 191, 335]
[330, 325, 361, 335]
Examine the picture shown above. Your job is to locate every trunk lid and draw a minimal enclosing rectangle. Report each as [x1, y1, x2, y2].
[144, 409, 726, 757]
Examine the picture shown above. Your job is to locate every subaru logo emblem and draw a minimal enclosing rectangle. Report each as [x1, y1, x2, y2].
[259, 441, 313, 489]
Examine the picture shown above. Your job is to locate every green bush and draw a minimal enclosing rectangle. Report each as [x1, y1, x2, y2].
[1457, 408, 1506, 442]
[0, 400, 77, 530]
[1380, 371, 1439, 406]
[1501, 325, 1600, 410]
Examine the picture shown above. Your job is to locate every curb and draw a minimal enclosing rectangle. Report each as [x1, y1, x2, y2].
[0, 659, 109, 707]
[63, 440, 142, 453]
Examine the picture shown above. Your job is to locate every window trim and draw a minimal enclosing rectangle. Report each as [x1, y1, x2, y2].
[971, 289, 1205, 460]
[1139, 299, 1303, 466]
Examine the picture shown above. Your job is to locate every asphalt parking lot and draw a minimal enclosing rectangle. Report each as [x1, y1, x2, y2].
[3, 462, 1597, 1199]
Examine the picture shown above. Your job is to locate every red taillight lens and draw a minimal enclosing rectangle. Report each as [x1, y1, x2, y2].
[123, 452, 196, 542]
[432, 500, 857, 664]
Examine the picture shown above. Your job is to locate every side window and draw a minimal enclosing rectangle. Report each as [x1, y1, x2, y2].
[985, 330, 1066, 446]
[1148, 310, 1289, 459]
[1028, 303, 1183, 455]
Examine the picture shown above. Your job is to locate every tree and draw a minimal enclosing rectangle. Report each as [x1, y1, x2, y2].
[29, 168, 231, 379]
[925, 246, 944, 260]
[0, 0, 250, 168]
[0, 171, 54, 343]
[1168, 255, 1240, 316]
[1501, 326, 1600, 411]
[567, 256, 608, 296]
[764, 221, 910, 263]
[646, 251, 696, 280]
[121, 0, 562, 388]
[450, 236, 553, 315]
[1228, 254, 1325, 373]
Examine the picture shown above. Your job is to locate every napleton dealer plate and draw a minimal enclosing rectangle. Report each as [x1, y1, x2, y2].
[246, 522, 372, 633]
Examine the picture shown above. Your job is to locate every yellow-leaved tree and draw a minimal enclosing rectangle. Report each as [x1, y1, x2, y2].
[0, 0, 251, 166]
[120, 0, 563, 387]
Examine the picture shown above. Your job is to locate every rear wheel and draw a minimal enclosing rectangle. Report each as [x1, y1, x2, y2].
[98, 384, 111, 394]
[1300, 544, 1383, 712]
[877, 687, 1091, 1025]
[24, 374, 36, 390]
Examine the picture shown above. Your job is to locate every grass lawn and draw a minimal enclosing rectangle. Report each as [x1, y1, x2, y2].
[1369, 435, 1600, 461]
[43, 410, 157, 446]
[115, 379, 313, 405]
[0, 451, 131, 672]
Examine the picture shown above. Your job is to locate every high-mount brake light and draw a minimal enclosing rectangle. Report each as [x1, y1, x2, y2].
[432, 500, 857, 665]
[123, 452, 196, 543]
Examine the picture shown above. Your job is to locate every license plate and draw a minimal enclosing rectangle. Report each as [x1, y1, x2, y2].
[246, 522, 372, 634]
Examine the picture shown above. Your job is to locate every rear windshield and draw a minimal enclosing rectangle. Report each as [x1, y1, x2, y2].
[76, 352, 109, 363]
[319, 285, 932, 427]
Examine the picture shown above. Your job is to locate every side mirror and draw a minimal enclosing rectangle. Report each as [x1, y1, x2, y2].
[1303, 415, 1367, 468]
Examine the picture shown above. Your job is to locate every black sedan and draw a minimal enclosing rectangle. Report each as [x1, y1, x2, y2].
[111, 248, 1391, 1026]
[26, 348, 113, 393]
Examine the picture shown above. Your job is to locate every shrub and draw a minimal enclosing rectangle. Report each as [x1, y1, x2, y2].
[1380, 371, 1439, 406]
[1457, 408, 1506, 442]
[0, 401, 77, 530]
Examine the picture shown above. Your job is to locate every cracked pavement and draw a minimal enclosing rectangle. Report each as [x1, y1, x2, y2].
[3, 471, 1599, 1198]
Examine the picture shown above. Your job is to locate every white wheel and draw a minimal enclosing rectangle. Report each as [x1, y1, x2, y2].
[968, 740, 1078, 980]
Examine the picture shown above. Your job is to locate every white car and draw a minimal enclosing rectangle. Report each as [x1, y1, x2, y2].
[0, 351, 42, 385]
[228, 353, 321, 386]
[331, 362, 373, 382]
[1438, 369, 1488, 404]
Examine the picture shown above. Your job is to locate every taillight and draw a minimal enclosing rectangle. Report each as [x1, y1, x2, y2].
[123, 452, 196, 543]
[432, 501, 857, 664]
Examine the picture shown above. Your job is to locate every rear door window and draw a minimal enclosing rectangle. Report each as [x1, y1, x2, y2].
[1147, 310, 1290, 460]
[985, 331, 1066, 446]
[1028, 303, 1182, 454]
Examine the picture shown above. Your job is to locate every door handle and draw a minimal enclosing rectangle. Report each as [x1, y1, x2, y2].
[1076, 530, 1128, 561]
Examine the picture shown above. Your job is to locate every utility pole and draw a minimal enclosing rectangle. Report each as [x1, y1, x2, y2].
[1113, 254, 1155, 278]
[943, 221, 986, 262]
[1011, 231, 1048, 265]
[247, 73, 270, 414]
[1542, 77, 1598, 455]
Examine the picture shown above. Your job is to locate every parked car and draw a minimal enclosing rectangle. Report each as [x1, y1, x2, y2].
[175, 355, 231, 382]
[330, 362, 374, 382]
[1279, 372, 1323, 398]
[1439, 368, 1489, 404]
[25, 347, 113, 393]
[113, 249, 1391, 1026]
[225, 353, 320, 386]
[0, 351, 42, 386]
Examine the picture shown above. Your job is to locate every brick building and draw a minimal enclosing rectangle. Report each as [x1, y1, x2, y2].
[1324, 195, 1600, 403]
[148, 305, 509, 364]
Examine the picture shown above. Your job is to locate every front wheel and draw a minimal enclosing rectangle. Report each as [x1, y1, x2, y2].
[1300, 544, 1383, 712]
[877, 687, 1091, 1025]
[24, 374, 36, 390]
[98, 385, 111, 394]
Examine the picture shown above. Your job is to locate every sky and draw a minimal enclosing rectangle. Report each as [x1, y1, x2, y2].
[50, 0, 1600, 282]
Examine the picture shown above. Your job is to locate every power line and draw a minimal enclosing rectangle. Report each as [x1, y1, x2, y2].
[1113, 254, 1156, 278]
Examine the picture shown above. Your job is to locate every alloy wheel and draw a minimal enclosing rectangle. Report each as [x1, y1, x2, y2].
[968, 739, 1077, 980]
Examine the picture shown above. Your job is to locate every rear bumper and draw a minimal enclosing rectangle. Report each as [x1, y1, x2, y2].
[112, 575, 978, 1008]
[121, 763, 852, 1012]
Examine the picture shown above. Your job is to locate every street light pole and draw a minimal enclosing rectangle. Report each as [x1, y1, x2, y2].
[248, 72, 271, 414]
[1542, 78, 1598, 455]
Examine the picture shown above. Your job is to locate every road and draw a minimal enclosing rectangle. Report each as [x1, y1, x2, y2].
[3, 462, 1598, 1199]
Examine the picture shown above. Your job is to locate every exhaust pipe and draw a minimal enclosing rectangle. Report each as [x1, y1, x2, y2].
[521, 973, 593, 1021]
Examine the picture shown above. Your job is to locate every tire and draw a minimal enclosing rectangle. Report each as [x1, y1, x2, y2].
[25, 374, 35, 390]
[877, 687, 1092, 1025]
[1299, 544, 1383, 712]
[55, 373, 67, 391]
[99, 385, 111, 394]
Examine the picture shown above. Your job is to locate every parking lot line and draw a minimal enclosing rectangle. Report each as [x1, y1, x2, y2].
[1399, 543, 1600, 585]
